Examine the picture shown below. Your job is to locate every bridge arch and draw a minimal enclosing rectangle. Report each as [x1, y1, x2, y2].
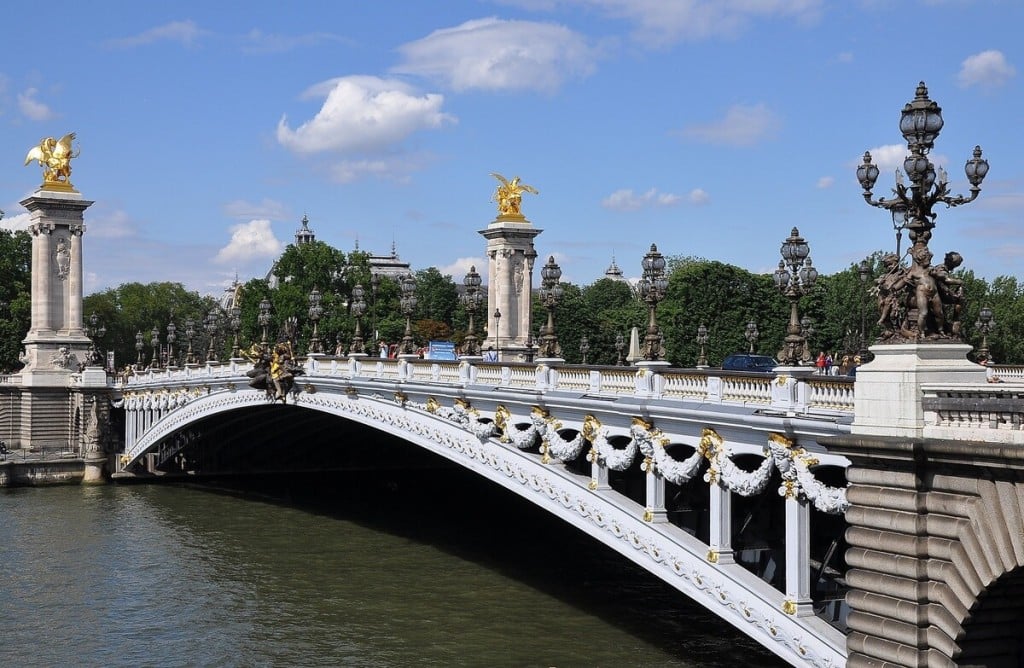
[121, 382, 847, 666]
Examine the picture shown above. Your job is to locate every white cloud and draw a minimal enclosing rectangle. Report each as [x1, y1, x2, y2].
[276, 76, 455, 155]
[239, 29, 350, 54]
[688, 188, 710, 204]
[393, 17, 597, 92]
[680, 103, 780, 146]
[17, 88, 55, 121]
[214, 219, 283, 264]
[88, 209, 136, 239]
[816, 176, 834, 189]
[104, 20, 206, 49]
[859, 144, 909, 178]
[601, 188, 683, 211]
[0, 212, 31, 232]
[222, 198, 290, 221]
[502, 0, 823, 47]
[958, 50, 1015, 89]
[437, 257, 487, 283]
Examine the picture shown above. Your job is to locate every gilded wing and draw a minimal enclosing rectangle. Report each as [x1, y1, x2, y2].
[52, 132, 77, 160]
[519, 183, 539, 195]
[24, 146, 45, 166]
[489, 172, 510, 188]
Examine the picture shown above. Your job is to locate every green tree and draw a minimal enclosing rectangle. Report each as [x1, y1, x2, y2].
[579, 278, 644, 365]
[84, 282, 216, 369]
[0, 230, 31, 372]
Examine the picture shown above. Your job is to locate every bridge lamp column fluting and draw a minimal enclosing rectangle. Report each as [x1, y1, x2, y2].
[399, 274, 418, 355]
[166, 320, 177, 369]
[461, 266, 483, 357]
[745, 321, 759, 354]
[696, 324, 709, 368]
[135, 330, 144, 369]
[307, 287, 323, 355]
[773, 227, 818, 366]
[258, 298, 272, 346]
[579, 335, 589, 365]
[230, 306, 241, 359]
[638, 244, 668, 361]
[349, 283, 366, 355]
[184, 318, 196, 365]
[150, 326, 161, 370]
[858, 259, 871, 359]
[205, 309, 219, 362]
[975, 306, 996, 363]
[538, 256, 563, 359]
[857, 82, 989, 341]
[800, 316, 815, 363]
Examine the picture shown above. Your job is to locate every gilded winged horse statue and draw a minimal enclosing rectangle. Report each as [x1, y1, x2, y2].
[25, 132, 79, 189]
[490, 173, 538, 218]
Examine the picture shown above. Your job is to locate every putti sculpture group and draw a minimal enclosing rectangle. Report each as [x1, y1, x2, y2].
[857, 82, 989, 342]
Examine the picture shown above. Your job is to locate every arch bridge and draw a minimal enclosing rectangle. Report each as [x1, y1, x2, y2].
[119, 356, 856, 666]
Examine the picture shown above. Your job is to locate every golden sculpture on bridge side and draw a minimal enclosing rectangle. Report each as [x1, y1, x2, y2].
[490, 173, 538, 219]
[25, 132, 80, 191]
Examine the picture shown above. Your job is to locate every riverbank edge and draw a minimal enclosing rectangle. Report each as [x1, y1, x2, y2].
[0, 458, 86, 487]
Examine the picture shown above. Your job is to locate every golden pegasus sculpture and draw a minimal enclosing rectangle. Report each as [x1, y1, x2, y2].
[490, 173, 538, 218]
[25, 133, 79, 191]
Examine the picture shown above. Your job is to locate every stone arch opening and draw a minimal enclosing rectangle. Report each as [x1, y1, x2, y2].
[956, 566, 1024, 667]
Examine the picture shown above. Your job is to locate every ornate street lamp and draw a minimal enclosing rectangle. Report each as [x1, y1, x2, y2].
[230, 305, 241, 359]
[615, 332, 625, 366]
[538, 256, 563, 359]
[461, 266, 484, 357]
[772, 227, 818, 365]
[166, 320, 177, 368]
[258, 297, 272, 346]
[638, 244, 668, 361]
[150, 326, 161, 369]
[135, 330, 144, 369]
[745, 321, 759, 354]
[350, 283, 367, 355]
[308, 287, 323, 354]
[857, 82, 989, 341]
[800, 316, 815, 363]
[696, 324, 709, 368]
[370, 273, 380, 342]
[86, 312, 106, 367]
[579, 335, 590, 365]
[205, 309, 219, 362]
[184, 318, 197, 365]
[975, 306, 996, 363]
[492, 308, 502, 360]
[399, 274, 418, 355]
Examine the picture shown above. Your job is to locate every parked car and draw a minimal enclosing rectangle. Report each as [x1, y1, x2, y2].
[721, 354, 778, 373]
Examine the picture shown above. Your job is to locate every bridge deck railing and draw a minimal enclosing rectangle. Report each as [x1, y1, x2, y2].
[121, 356, 856, 419]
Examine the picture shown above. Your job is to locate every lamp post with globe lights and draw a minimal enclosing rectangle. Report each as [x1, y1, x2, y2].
[856, 82, 989, 341]
[399, 274, 418, 356]
[773, 227, 818, 366]
[86, 312, 106, 367]
[229, 305, 241, 359]
[184, 318, 197, 365]
[461, 266, 484, 358]
[579, 335, 590, 365]
[205, 309, 219, 362]
[150, 326, 161, 370]
[696, 324, 709, 368]
[258, 298, 272, 346]
[745, 321, 759, 354]
[307, 287, 323, 355]
[537, 256, 563, 360]
[638, 244, 668, 362]
[166, 320, 177, 369]
[349, 283, 367, 356]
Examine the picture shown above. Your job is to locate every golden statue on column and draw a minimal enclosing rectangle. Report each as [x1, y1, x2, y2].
[25, 132, 80, 191]
[490, 173, 538, 219]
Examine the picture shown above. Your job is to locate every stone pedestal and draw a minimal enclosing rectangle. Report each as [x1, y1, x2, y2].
[479, 215, 541, 351]
[852, 343, 985, 438]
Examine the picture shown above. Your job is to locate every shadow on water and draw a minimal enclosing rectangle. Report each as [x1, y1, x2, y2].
[181, 463, 789, 668]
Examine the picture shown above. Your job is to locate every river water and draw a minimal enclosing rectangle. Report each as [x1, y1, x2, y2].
[0, 471, 786, 667]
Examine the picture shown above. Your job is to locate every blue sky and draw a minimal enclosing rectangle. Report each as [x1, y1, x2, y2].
[1, 0, 1021, 295]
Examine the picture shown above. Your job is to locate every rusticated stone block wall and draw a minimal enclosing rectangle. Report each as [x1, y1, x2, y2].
[827, 435, 1024, 668]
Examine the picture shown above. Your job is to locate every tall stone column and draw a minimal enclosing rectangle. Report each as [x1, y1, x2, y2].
[19, 189, 93, 380]
[479, 215, 541, 361]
